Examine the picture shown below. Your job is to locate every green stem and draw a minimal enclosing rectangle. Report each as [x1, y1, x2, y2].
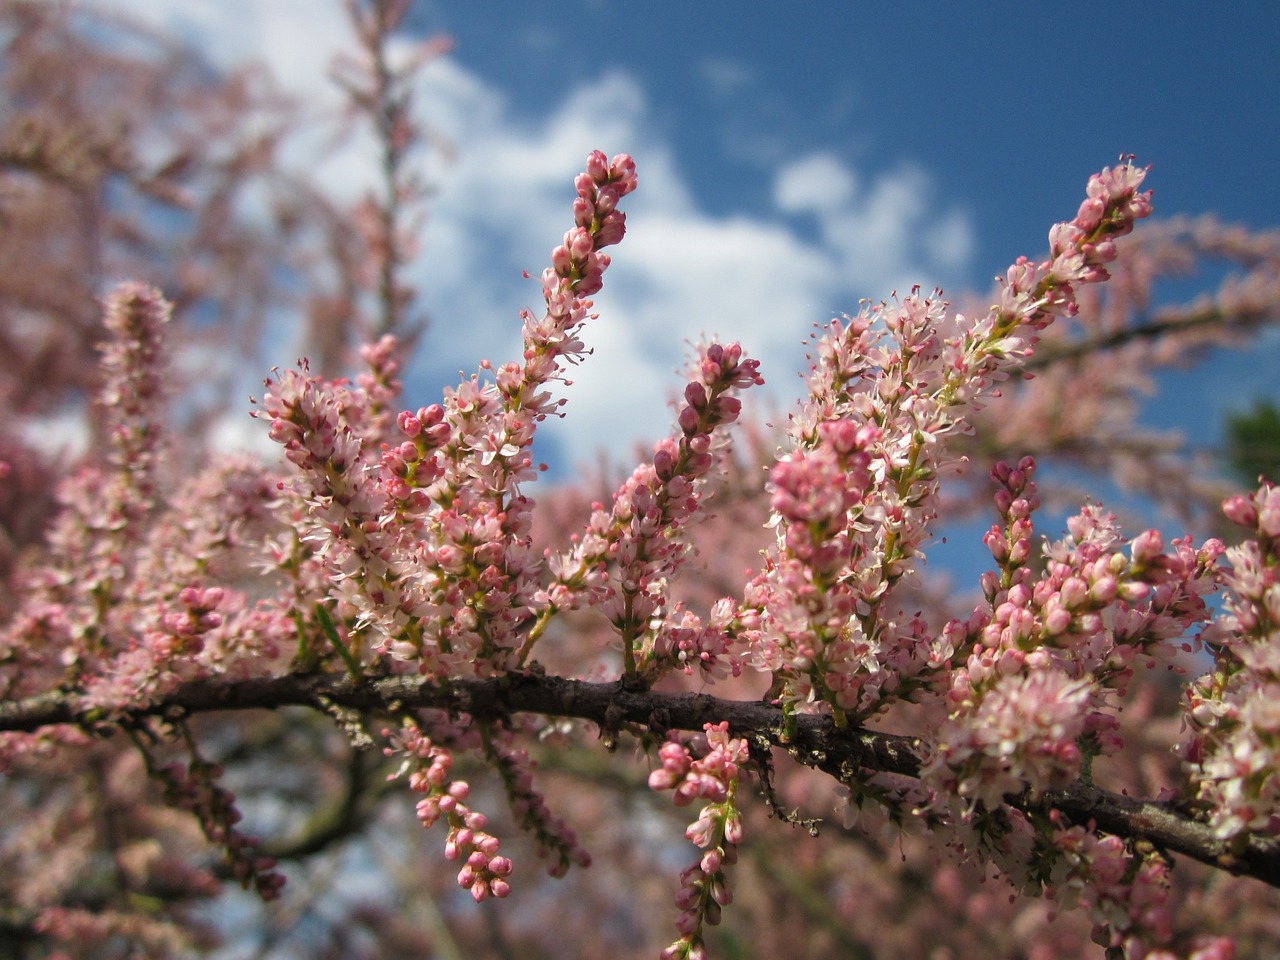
[314, 603, 364, 682]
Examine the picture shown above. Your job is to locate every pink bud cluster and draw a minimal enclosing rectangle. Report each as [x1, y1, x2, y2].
[926, 458, 1220, 810]
[356, 332, 405, 447]
[152, 585, 225, 657]
[650, 723, 748, 960]
[150, 750, 284, 901]
[1181, 482, 1280, 840]
[648, 722, 748, 806]
[517, 150, 636, 409]
[258, 363, 427, 666]
[986, 162, 1153, 345]
[76, 583, 234, 712]
[487, 737, 590, 877]
[740, 162, 1155, 725]
[258, 154, 642, 679]
[98, 282, 173, 525]
[385, 722, 513, 901]
[1048, 822, 1233, 960]
[578, 342, 762, 680]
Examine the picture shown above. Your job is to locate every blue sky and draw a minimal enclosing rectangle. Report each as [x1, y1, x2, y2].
[429, 1, 1280, 243]
[99, 0, 1280, 476]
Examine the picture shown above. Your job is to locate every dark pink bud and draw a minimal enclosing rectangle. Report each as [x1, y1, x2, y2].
[654, 447, 676, 481]
[596, 211, 626, 247]
[567, 226, 594, 259]
[685, 382, 708, 409]
[1222, 493, 1259, 529]
[712, 396, 741, 423]
[609, 153, 638, 192]
[398, 411, 422, 437]
[585, 150, 609, 183]
[594, 186, 618, 215]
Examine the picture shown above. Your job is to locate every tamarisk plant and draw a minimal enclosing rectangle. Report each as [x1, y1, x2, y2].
[1, 149, 1277, 960]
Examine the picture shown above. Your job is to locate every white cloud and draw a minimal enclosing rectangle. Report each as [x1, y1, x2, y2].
[774, 152, 859, 213]
[773, 152, 975, 300]
[85, 1, 977, 472]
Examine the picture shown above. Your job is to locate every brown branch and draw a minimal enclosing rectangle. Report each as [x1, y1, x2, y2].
[1025, 299, 1279, 372]
[3, 669, 1278, 889]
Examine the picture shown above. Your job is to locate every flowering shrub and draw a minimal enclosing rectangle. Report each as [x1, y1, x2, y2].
[2, 135, 1278, 960]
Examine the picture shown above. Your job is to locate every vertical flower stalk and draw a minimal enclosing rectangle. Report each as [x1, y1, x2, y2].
[260, 153, 637, 679]
[0, 284, 174, 685]
[924, 458, 1221, 814]
[650, 722, 748, 960]
[533, 342, 762, 681]
[99, 282, 172, 530]
[740, 162, 1155, 724]
[385, 720, 513, 901]
[357, 332, 406, 449]
[371, 151, 639, 675]
[1181, 482, 1280, 841]
[332, 0, 451, 345]
[259, 362, 411, 672]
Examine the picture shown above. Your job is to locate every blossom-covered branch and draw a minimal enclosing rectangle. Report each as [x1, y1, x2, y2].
[4, 148, 1278, 959]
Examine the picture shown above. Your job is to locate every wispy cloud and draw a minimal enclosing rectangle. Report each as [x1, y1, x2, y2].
[89, 0, 978, 470]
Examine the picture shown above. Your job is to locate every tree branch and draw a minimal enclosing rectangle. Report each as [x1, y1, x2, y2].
[3, 669, 1277, 889]
[1024, 300, 1279, 372]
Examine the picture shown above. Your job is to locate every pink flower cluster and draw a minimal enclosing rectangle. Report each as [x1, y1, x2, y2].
[11, 147, 1277, 959]
[1049, 823, 1233, 960]
[541, 342, 762, 680]
[650, 723, 748, 960]
[737, 162, 1156, 725]
[98, 282, 172, 526]
[4, 286, 177, 691]
[487, 736, 590, 877]
[935, 667, 1094, 811]
[385, 721, 513, 901]
[926, 458, 1220, 811]
[1181, 483, 1280, 840]
[0, 287, 290, 720]
[740, 418, 883, 710]
[257, 152, 640, 679]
